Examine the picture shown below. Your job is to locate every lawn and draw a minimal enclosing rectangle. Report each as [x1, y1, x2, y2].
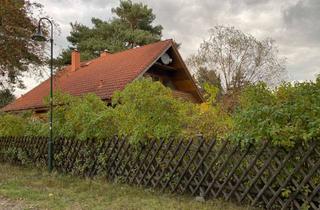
[0, 164, 256, 210]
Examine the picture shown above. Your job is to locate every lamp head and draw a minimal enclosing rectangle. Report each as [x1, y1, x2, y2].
[32, 27, 46, 42]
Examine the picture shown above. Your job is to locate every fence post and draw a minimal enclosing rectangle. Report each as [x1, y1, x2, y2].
[195, 134, 205, 202]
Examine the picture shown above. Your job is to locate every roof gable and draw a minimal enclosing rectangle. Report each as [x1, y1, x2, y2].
[143, 44, 204, 103]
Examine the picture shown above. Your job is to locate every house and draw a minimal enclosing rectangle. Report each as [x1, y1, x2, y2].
[2, 39, 203, 113]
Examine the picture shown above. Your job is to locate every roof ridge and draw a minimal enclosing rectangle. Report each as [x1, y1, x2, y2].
[65, 39, 173, 70]
[100, 39, 172, 57]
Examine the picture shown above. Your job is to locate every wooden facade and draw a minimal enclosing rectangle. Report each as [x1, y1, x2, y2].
[143, 46, 202, 103]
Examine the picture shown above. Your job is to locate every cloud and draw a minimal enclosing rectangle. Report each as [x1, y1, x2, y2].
[20, 0, 320, 95]
[283, 0, 320, 46]
[36, 0, 118, 54]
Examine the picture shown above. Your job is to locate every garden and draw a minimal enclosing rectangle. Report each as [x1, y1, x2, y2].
[1, 77, 320, 209]
[2, 0, 320, 209]
[1, 76, 320, 147]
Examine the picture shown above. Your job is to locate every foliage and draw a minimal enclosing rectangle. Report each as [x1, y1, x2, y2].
[219, 89, 242, 114]
[0, 0, 50, 90]
[183, 83, 233, 139]
[2, 76, 320, 147]
[0, 88, 15, 108]
[187, 26, 286, 93]
[0, 78, 231, 143]
[0, 147, 29, 165]
[56, 0, 163, 65]
[112, 78, 232, 143]
[0, 111, 46, 137]
[112, 78, 184, 144]
[189, 65, 223, 96]
[45, 91, 117, 140]
[202, 83, 220, 105]
[0, 113, 27, 136]
[195, 67, 222, 89]
[111, 0, 162, 47]
[231, 76, 320, 147]
[184, 103, 233, 139]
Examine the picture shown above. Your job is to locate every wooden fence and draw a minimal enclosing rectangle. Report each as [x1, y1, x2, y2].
[0, 136, 319, 209]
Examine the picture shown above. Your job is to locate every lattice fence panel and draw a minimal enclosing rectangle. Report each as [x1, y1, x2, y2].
[0, 136, 319, 209]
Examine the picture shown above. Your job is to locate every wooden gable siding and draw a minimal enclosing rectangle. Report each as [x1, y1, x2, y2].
[143, 46, 202, 103]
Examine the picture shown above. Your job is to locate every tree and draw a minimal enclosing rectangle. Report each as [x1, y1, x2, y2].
[189, 65, 223, 100]
[195, 67, 222, 89]
[111, 0, 162, 48]
[187, 26, 286, 93]
[56, 0, 163, 65]
[0, 89, 15, 108]
[0, 0, 49, 90]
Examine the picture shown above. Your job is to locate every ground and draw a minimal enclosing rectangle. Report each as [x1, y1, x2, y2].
[0, 164, 256, 210]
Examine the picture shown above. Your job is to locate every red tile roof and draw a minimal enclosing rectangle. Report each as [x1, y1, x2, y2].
[2, 39, 173, 112]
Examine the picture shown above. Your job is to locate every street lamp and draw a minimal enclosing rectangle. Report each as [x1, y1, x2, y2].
[32, 18, 54, 172]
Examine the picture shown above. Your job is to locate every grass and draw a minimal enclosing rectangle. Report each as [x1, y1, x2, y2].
[0, 164, 257, 210]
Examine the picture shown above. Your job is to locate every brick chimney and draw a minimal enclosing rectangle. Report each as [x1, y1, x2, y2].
[71, 49, 80, 72]
[100, 49, 111, 57]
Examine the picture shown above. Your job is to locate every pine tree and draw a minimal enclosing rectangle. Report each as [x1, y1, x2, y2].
[56, 0, 163, 65]
[0, 89, 15, 108]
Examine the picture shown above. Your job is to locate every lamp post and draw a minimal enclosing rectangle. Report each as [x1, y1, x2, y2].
[32, 18, 54, 172]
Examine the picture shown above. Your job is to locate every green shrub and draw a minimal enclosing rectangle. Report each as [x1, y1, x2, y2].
[183, 83, 233, 140]
[47, 91, 117, 140]
[112, 78, 232, 143]
[0, 113, 27, 136]
[0, 78, 237, 144]
[0, 147, 30, 164]
[2, 76, 320, 147]
[184, 103, 233, 140]
[231, 75, 320, 147]
[112, 78, 186, 144]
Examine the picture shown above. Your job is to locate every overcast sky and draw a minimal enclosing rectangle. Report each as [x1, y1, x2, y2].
[18, 0, 320, 95]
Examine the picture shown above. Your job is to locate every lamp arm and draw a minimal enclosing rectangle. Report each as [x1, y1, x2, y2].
[39, 17, 53, 40]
